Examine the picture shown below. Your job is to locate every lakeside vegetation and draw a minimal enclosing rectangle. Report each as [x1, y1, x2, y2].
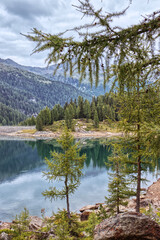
[21, 92, 120, 131]
[0, 0, 160, 239]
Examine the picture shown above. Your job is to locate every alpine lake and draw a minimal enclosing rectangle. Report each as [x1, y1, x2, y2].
[0, 138, 159, 222]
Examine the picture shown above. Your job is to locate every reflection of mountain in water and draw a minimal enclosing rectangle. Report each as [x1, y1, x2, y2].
[0, 139, 112, 182]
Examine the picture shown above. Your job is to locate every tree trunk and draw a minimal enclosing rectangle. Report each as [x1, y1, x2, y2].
[136, 152, 141, 212]
[65, 176, 70, 219]
[136, 78, 141, 213]
[116, 163, 120, 214]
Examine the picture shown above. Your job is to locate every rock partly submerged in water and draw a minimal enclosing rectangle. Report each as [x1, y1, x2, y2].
[94, 212, 160, 240]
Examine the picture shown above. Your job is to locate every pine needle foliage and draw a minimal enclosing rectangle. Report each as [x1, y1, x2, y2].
[23, 0, 160, 213]
[105, 148, 135, 214]
[43, 129, 86, 219]
[23, 1, 159, 88]
[117, 80, 160, 212]
[12, 208, 31, 239]
[53, 209, 82, 240]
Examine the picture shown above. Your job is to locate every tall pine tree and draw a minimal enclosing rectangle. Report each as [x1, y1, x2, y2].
[24, 0, 160, 212]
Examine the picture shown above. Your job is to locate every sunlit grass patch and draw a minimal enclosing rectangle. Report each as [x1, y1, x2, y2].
[21, 129, 37, 134]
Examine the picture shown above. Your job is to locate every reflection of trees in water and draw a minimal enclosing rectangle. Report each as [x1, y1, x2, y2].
[35, 139, 112, 168]
[79, 139, 112, 168]
[0, 139, 159, 183]
[0, 140, 44, 182]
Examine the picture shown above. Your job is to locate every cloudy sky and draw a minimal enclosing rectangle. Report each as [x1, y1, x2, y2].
[0, 0, 159, 67]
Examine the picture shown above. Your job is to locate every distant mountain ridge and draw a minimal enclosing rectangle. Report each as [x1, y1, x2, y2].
[0, 58, 110, 96]
[0, 61, 91, 125]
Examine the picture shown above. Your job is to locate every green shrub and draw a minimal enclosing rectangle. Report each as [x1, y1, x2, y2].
[53, 209, 83, 239]
[84, 212, 100, 239]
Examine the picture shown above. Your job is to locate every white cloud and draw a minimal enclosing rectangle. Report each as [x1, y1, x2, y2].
[0, 0, 158, 66]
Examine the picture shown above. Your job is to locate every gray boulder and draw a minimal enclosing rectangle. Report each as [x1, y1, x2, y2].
[0, 232, 10, 240]
[94, 212, 160, 240]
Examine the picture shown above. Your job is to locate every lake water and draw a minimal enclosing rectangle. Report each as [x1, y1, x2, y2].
[0, 138, 159, 221]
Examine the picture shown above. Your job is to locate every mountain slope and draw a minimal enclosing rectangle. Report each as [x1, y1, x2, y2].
[0, 63, 91, 117]
[0, 102, 26, 125]
[0, 58, 110, 96]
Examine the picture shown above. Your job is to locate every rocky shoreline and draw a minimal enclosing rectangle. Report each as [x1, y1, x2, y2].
[0, 126, 123, 140]
[1, 179, 160, 229]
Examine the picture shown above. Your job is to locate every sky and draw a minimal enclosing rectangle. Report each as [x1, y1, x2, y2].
[0, 0, 159, 67]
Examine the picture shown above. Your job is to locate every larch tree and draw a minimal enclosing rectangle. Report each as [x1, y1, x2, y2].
[23, 0, 160, 212]
[84, 99, 91, 122]
[94, 109, 99, 128]
[43, 129, 86, 219]
[105, 148, 135, 214]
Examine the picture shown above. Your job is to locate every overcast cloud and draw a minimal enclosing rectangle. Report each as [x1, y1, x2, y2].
[0, 0, 159, 67]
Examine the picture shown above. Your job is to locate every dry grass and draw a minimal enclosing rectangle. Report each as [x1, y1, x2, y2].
[21, 129, 37, 134]
[45, 119, 120, 133]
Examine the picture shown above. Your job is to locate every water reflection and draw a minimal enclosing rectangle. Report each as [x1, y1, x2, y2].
[0, 139, 159, 221]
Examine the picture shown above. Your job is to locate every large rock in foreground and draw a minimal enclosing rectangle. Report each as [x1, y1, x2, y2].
[146, 178, 160, 207]
[94, 212, 160, 240]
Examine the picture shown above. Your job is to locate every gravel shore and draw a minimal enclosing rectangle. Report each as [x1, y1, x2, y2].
[0, 126, 123, 140]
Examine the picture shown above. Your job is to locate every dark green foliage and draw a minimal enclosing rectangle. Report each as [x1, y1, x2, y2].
[54, 104, 65, 121]
[65, 105, 74, 130]
[25, 92, 118, 128]
[0, 63, 91, 123]
[0, 57, 111, 97]
[51, 106, 59, 122]
[0, 102, 26, 125]
[94, 109, 99, 128]
[39, 107, 51, 126]
[84, 99, 91, 122]
[78, 96, 84, 118]
[105, 148, 135, 214]
[36, 115, 43, 131]
[21, 115, 36, 126]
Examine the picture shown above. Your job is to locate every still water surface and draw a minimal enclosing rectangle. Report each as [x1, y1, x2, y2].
[0, 138, 159, 221]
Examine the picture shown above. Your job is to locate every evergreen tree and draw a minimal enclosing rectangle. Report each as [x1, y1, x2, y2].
[105, 148, 135, 214]
[84, 99, 91, 122]
[77, 96, 84, 118]
[76, 106, 80, 119]
[51, 106, 58, 122]
[24, 0, 160, 212]
[65, 106, 73, 130]
[43, 129, 86, 219]
[56, 104, 64, 120]
[44, 106, 51, 125]
[90, 100, 96, 120]
[94, 109, 99, 128]
[97, 96, 103, 121]
[36, 115, 43, 131]
[117, 82, 160, 212]
[30, 116, 36, 125]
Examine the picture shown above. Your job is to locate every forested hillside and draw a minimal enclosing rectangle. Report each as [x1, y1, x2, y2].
[0, 58, 110, 96]
[0, 63, 91, 125]
[0, 103, 26, 125]
[22, 93, 119, 130]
